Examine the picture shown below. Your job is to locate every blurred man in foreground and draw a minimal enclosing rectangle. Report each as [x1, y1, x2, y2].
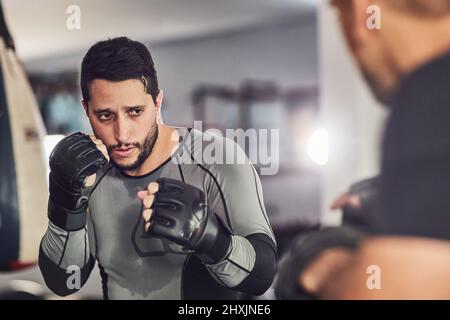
[276, 0, 450, 299]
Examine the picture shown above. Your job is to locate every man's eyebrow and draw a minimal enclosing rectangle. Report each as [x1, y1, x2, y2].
[92, 105, 146, 115]
[123, 105, 146, 109]
[92, 108, 114, 115]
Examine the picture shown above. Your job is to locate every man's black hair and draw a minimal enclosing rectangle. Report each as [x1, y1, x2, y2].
[81, 37, 159, 104]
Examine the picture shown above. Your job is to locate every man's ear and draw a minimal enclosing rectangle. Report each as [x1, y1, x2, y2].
[350, 0, 381, 50]
[82, 100, 89, 116]
[155, 90, 164, 109]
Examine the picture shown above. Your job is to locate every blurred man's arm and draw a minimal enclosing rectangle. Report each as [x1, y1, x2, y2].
[313, 237, 450, 299]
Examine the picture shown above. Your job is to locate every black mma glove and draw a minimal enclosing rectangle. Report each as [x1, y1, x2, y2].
[147, 178, 231, 264]
[48, 132, 108, 231]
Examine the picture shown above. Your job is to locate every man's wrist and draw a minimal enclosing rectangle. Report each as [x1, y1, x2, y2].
[196, 213, 232, 264]
[48, 198, 88, 231]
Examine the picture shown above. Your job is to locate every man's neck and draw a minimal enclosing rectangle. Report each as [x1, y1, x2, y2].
[124, 124, 180, 177]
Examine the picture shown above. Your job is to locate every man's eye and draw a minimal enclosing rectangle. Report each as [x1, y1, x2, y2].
[98, 113, 112, 120]
[129, 108, 143, 116]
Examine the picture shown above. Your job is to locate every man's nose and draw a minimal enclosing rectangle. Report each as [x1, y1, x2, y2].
[114, 117, 130, 144]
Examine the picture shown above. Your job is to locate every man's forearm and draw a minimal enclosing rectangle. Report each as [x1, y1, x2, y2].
[319, 237, 450, 299]
[206, 233, 277, 296]
[39, 222, 94, 296]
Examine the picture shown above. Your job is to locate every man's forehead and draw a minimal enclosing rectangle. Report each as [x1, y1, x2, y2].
[88, 78, 151, 107]
[89, 78, 147, 92]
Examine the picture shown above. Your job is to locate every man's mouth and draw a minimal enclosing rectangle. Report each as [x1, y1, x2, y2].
[113, 146, 135, 157]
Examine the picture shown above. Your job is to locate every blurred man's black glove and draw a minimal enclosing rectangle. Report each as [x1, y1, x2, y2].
[274, 226, 364, 300]
[342, 176, 380, 231]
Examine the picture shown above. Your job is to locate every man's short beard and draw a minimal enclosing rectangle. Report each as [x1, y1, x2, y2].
[109, 124, 159, 172]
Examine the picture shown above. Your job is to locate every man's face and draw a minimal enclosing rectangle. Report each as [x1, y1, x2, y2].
[83, 79, 161, 171]
[332, 0, 394, 105]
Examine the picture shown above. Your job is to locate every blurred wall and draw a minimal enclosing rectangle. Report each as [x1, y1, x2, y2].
[151, 18, 318, 125]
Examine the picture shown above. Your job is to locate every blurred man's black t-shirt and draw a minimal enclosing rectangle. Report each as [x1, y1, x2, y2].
[372, 50, 450, 240]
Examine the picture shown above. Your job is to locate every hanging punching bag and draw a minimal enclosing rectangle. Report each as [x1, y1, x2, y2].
[0, 0, 48, 271]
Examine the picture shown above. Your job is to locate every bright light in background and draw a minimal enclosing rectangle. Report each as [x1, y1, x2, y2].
[44, 135, 65, 180]
[44, 135, 65, 159]
[307, 128, 329, 166]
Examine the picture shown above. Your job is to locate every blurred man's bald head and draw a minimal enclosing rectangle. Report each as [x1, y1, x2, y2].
[333, 0, 450, 16]
[332, 0, 450, 105]
[388, 0, 450, 17]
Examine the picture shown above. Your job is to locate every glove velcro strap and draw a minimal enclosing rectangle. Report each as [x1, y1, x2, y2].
[48, 199, 87, 231]
[49, 173, 84, 210]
